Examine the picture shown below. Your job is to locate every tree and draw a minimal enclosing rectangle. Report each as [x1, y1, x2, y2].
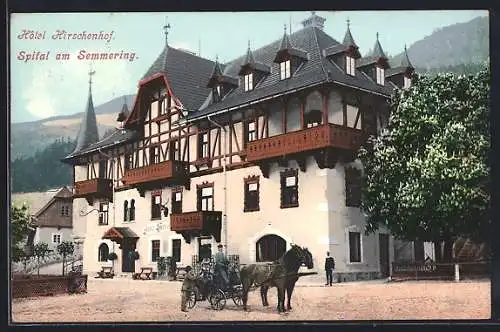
[359, 67, 490, 261]
[11, 204, 35, 263]
[33, 242, 52, 276]
[57, 241, 75, 276]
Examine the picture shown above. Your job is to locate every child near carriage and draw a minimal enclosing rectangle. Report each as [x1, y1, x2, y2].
[180, 265, 197, 312]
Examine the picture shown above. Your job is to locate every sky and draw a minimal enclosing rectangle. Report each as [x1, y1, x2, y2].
[10, 10, 488, 123]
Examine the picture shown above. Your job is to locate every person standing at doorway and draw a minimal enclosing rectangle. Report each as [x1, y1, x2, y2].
[325, 252, 335, 286]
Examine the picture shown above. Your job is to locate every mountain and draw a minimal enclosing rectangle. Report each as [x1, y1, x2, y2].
[389, 16, 489, 70]
[11, 94, 135, 160]
[10, 16, 489, 161]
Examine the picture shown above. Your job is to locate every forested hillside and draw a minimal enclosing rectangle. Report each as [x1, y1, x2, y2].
[11, 138, 75, 193]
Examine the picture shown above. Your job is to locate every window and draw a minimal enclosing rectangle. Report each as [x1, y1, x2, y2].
[124, 153, 133, 170]
[60, 205, 70, 217]
[99, 202, 109, 225]
[349, 231, 361, 263]
[149, 146, 160, 164]
[244, 120, 257, 146]
[256, 234, 286, 262]
[198, 132, 209, 159]
[98, 243, 109, 262]
[52, 233, 62, 245]
[160, 96, 169, 116]
[124, 201, 129, 221]
[345, 167, 361, 207]
[130, 199, 135, 221]
[346, 56, 356, 76]
[216, 85, 222, 97]
[198, 237, 212, 261]
[244, 73, 253, 91]
[404, 76, 411, 88]
[151, 240, 161, 262]
[171, 190, 183, 214]
[280, 59, 291, 80]
[169, 140, 179, 161]
[151, 191, 162, 220]
[172, 239, 181, 263]
[197, 185, 214, 211]
[280, 169, 299, 208]
[304, 110, 322, 128]
[346, 104, 361, 129]
[376, 66, 385, 85]
[244, 176, 260, 212]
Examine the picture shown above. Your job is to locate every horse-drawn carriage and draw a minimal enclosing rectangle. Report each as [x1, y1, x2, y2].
[185, 260, 244, 310]
[185, 245, 316, 313]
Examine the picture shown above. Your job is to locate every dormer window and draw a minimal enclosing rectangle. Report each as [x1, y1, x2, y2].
[244, 73, 254, 91]
[280, 60, 291, 80]
[346, 56, 356, 76]
[403, 76, 411, 88]
[376, 67, 385, 85]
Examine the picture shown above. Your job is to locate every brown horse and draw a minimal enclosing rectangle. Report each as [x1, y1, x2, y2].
[239, 245, 314, 312]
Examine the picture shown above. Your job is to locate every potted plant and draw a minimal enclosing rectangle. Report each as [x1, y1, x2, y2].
[157, 257, 167, 279]
[108, 252, 118, 261]
[133, 251, 140, 260]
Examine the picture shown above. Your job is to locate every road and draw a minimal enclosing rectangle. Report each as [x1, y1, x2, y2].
[11, 277, 490, 322]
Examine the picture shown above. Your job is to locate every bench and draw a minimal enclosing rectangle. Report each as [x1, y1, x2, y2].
[133, 267, 153, 280]
[95, 267, 114, 279]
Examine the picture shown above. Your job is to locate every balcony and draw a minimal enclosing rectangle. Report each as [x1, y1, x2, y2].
[122, 160, 190, 188]
[73, 178, 113, 204]
[246, 124, 364, 163]
[170, 211, 222, 243]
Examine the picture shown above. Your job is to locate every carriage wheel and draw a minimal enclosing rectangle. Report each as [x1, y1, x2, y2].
[210, 289, 226, 310]
[232, 286, 244, 307]
[186, 290, 197, 309]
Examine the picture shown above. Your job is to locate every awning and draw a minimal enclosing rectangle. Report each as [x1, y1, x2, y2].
[102, 227, 139, 243]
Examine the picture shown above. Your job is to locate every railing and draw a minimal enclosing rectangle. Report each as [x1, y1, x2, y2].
[170, 211, 222, 232]
[246, 124, 364, 162]
[122, 160, 189, 186]
[73, 178, 113, 198]
[391, 260, 490, 281]
[191, 254, 240, 278]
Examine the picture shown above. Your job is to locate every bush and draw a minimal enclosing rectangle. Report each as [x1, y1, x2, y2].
[108, 252, 118, 260]
[157, 257, 167, 276]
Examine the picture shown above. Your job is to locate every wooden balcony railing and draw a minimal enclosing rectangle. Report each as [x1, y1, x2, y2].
[122, 160, 189, 186]
[170, 210, 222, 231]
[246, 124, 364, 162]
[73, 178, 113, 199]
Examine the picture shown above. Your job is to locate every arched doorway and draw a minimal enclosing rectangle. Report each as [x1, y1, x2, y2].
[256, 234, 286, 262]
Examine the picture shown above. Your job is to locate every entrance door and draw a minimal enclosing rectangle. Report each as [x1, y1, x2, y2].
[122, 243, 136, 273]
[379, 234, 390, 278]
[198, 237, 212, 262]
[256, 234, 286, 262]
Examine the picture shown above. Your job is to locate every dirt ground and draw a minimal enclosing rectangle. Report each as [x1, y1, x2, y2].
[11, 278, 490, 322]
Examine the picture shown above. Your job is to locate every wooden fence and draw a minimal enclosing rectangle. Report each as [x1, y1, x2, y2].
[391, 260, 490, 281]
[12, 273, 88, 298]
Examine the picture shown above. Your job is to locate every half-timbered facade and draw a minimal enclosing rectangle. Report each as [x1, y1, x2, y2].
[63, 12, 416, 280]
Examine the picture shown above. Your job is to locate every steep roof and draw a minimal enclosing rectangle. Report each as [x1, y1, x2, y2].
[141, 45, 217, 110]
[11, 186, 72, 218]
[358, 33, 388, 68]
[117, 100, 130, 122]
[72, 81, 99, 155]
[386, 45, 414, 78]
[190, 25, 394, 120]
[63, 128, 139, 161]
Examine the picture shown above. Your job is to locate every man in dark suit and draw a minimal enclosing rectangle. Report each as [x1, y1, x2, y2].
[325, 252, 335, 286]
